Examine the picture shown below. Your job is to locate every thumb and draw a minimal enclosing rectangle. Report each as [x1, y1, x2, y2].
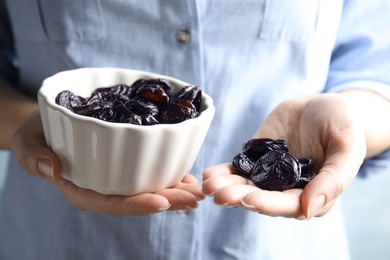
[11, 110, 62, 180]
[301, 149, 365, 219]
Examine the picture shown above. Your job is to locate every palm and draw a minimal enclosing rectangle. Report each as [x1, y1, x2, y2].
[259, 94, 366, 172]
[203, 94, 366, 219]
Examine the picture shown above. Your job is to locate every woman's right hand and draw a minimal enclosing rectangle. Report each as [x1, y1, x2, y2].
[11, 110, 205, 216]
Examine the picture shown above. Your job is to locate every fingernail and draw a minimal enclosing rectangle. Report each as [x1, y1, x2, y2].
[240, 199, 257, 211]
[196, 195, 206, 201]
[195, 191, 206, 201]
[307, 195, 325, 220]
[37, 159, 54, 180]
[216, 202, 235, 208]
[157, 203, 171, 212]
[187, 202, 199, 209]
[202, 189, 215, 197]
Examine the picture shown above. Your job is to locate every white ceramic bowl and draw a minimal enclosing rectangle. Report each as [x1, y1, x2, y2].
[38, 68, 215, 195]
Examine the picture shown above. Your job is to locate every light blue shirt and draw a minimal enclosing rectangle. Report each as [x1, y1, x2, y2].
[1, 0, 390, 259]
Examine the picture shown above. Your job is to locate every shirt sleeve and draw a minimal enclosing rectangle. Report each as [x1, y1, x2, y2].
[325, 0, 390, 178]
[0, 0, 18, 87]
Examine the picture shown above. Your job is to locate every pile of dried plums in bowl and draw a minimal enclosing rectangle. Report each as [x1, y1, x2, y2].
[55, 78, 203, 125]
[232, 138, 317, 191]
[38, 68, 215, 196]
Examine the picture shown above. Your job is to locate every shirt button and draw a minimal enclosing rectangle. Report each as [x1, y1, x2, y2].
[176, 29, 191, 44]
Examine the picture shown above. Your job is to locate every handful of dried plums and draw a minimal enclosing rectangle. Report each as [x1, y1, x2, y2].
[232, 138, 317, 191]
[55, 78, 202, 125]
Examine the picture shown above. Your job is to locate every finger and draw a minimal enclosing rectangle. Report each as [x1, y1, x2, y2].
[202, 173, 252, 196]
[241, 188, 304, 219]
[181, 173, 200, 185]
[50, 177, 171, 216]
[173, 182, 205, 201]
[301, 151, 364, 219]
[11, 111, 62, 180]
[212, 184, 259, 207]
[214, 183, 335, 219]
[155, 189, 199, 210]
[312, 199, 338, 218]
[213, 183, 337, 219]
[202, 163, 234, 181]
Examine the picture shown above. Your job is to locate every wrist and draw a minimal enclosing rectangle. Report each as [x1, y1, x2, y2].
[339, 89, 390, 158]
[0, 82, 38, 149]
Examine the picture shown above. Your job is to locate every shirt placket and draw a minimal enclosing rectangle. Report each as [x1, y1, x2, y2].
[158, 3, 204, 260]
[159, 1, 204, 88]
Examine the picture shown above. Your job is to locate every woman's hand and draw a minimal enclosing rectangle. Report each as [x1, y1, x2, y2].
[202, 93, 367, 220]
[48, 173, 203, 216]
[11, 110, 205, 216]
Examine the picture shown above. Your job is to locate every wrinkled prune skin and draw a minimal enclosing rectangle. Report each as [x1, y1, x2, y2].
[132, 78, 174, 98]
[141, 114, 159, 125]
[250, 150, 300, 191]
[158, 100, 197, 124]
[91, 84, 134, 97]
[173, 85, 202, 112]
[293, 158, 317, 188]
[137, 85, 170, 104]
[243, 138, 288, 161]
[55, 90, 86, 111]
[232, 153, 254, 178]
[86, 103, 142, 125]
[124, 100, 159, 117]
[232, 138, 317, 191]
[55, 78, 202, 125]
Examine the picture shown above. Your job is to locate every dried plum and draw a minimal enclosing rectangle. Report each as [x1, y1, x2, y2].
[55, 78, 203, 125]
[293, 158, 317, 188]
[232, 153, 254, 178]
[158, 101, 197, 124]
[124, 100, 159, 117]
[243, 138, 288, 161]
[55, 90, 86, 111]
[173, 85, 202, 112]
[141, 114, 159, 125]
[137, 84, 170, 104]
[91, 84, 133, 97]
[87, 91, 129, 105]
[232, 138, 317, 191]
[132, 78, 174, 98]
[250, 150, 300, 191]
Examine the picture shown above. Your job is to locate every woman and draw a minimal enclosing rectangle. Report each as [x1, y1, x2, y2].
[1, 0, 390, 259]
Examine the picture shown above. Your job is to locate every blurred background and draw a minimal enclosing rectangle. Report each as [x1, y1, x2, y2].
[0, 149, 389, 259]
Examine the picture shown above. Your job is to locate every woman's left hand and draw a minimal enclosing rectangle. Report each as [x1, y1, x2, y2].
[202, 93, 367, 220]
